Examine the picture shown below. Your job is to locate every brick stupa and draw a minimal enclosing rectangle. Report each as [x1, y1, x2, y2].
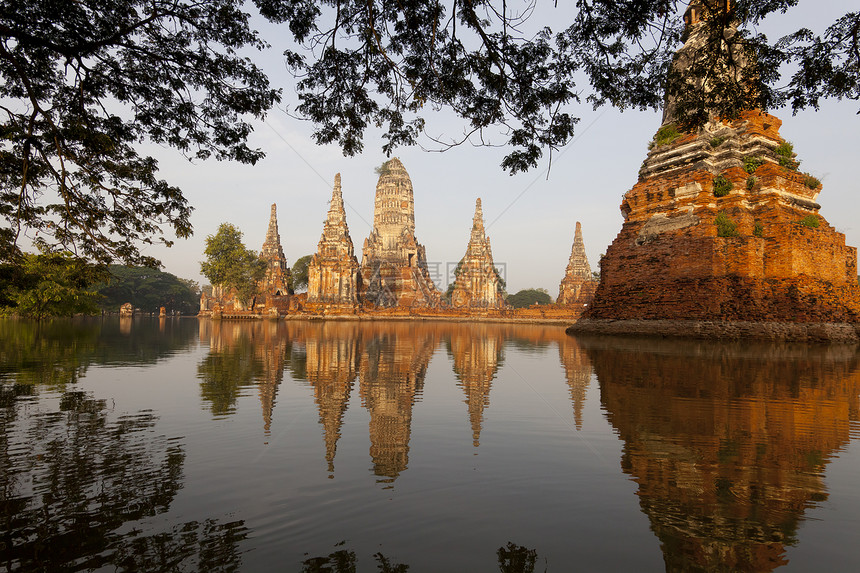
[557, 221, 598, 307]
[259, 204, 292, 296]
[360, 158, 441, 307]
[306, 174, 361, 312]
[451, 198, 506, 309]
[573, 2, 860, 339]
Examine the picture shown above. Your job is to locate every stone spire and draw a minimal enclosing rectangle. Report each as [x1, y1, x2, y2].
[259, 204, 292, 296]
[306, 174, 361, 309]
[557, 222, 598, 306]
[451, 198, 506, 309]
[361, 158, 440, 307]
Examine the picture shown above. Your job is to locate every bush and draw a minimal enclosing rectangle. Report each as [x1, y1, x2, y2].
[715, 211, 739, 237]
[775, 141, 800, 170]
[710, 136, 726, 148]
[799, 215, 819, 228]
[743, 156, 763, 174]
[753, 221, 764, 237]
[803, 174, 821, 189]
[746, 176, 757, 190]
[506, 288, 552, 308]
[713, 174, 733, 197]
[649, 124, 681, 149]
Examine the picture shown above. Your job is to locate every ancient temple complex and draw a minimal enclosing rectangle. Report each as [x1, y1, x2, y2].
[450, 198, 506, 309]
[360, 158, 441, 307]
[306, 174, 361, 312]
[577, 1, 860, 329]
[556, 221, 598, 307]
[259, 204, 292, 296]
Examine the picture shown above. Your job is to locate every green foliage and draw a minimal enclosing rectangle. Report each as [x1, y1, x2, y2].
[650, 124, 681, 149]
[715, 211, 739, 238]
[799, 215, 820, 228]
[746, 176, 758, 190]
[743, 156, 764, 174]
[200, 223, 266, 304]
[803, 174, 821, 189]
[291, 255, 313, 292]
[709, 136, 727, 148]
[0, 250, 107, 318]
[753, 220, 764, 237]
[374, 160, 393, 177]
[713, 174, 733, 197]
[506, 288, 552, 308]
[95, 266, 200, 314]
[0, 0, 279, 267]
[775, 141, 800, 170]
[281, 1, 860, 174]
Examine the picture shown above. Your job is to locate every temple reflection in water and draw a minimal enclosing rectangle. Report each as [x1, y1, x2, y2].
[194, 320, 860, 571]
[582, 336, 860, 572]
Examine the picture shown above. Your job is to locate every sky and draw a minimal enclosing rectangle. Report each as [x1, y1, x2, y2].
[139, 1, 859, 297]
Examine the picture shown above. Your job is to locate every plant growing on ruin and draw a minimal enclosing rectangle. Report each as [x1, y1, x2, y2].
[804, 174, 821, 189]
[775, 141, 800, 170]
[753, 221, 764, 237]
[649, 124, 681, 149]
[743, 156, 764, 174]
[715, 212, 739, 237]
[746, 176, 758, 190]
[713, 174, 733, 197]
[374, 160, 393, 177]
[799, 215, 820, 228]
[709, 136, 727, 148]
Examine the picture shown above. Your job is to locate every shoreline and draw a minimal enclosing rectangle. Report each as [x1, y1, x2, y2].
[566, 318, 860, 343]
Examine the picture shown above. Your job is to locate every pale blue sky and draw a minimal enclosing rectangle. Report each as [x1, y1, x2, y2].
[140, 1, 859, 296]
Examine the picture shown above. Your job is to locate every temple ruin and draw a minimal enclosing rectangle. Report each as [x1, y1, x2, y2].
[259, 204, 293, 297]
[450, 198, 507, 309]
[360, 158, 441, 308]
[574, 0, 860, 331]
[306, 174, 361, 312]
[556, 221, 598, 307]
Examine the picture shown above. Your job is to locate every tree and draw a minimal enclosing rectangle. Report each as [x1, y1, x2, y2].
[280, 1, 859, 171]
[0, 0, 279, 267]
[2, 1, 857, 270]
[0, 248, 107, 318]
[291, 254, 313, 292]
[200, 223, 265, 304]
[96, 265, 201, 315]
[506, 288, 552, 309]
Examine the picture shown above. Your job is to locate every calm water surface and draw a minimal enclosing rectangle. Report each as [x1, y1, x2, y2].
[1, 318, 859, 572]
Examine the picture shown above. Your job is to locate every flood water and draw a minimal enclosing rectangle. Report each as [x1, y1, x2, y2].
[1, 317, 859, 572]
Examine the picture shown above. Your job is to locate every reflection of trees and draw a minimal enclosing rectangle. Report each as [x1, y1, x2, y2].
[197, 320, 290, 424]
[0, 319, 99, 388]
[300, 542, 541, 572]
[0, 389, 248, 570]
[301, 546, 409, 572]
[583, 337, 860, 573]
[359, 323, 436, 484]
[498, 542, 543, 573]
[447, 326, 504, 446]
[0, 317, 198, 389]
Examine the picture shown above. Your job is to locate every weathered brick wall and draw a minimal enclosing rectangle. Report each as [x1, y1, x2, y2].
[588, 110, 860, 323]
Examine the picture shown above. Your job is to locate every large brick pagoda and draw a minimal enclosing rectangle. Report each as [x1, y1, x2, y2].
[360, 158, 441, 308]
[577, 2, 860, 331]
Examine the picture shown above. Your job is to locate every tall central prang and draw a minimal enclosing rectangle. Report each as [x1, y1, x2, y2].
[361, 158, 440, 307]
